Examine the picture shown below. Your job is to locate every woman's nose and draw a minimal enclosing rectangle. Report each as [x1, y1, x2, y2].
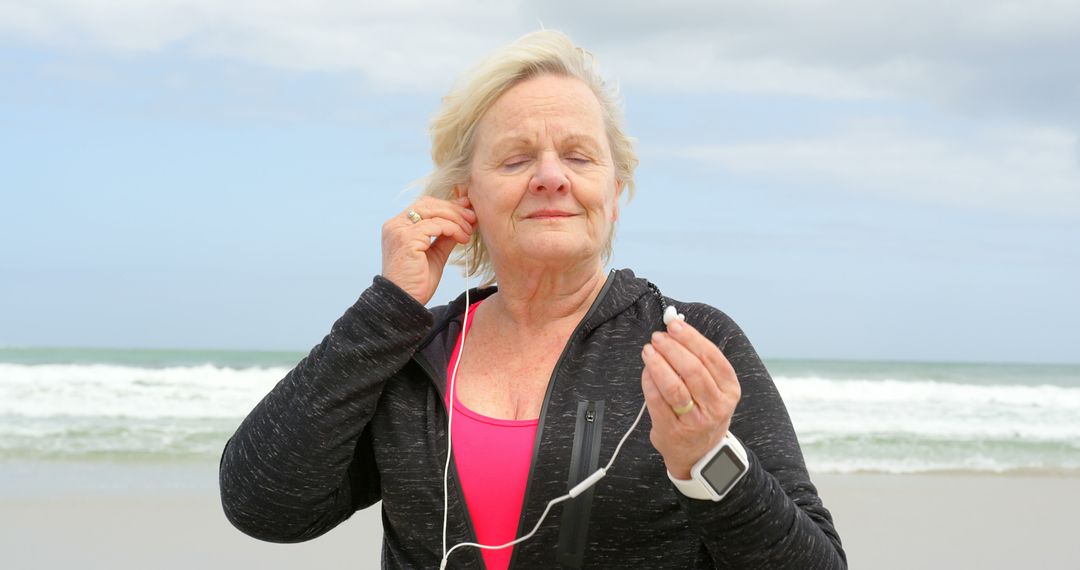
[528, 152, 570, 194]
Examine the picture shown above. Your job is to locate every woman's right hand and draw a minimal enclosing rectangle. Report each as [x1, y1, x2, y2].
[381, 195, 476, 305]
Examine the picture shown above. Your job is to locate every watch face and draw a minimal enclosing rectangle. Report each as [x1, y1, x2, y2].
[701, 446, 746, 496]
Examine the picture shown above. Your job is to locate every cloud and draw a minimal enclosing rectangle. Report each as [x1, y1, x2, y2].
[3, 0, 1078, 117]
[0, 0, 522, 89]
[4, 0, 1080, 215]
[571, 1, 1080, 127]
[657, 119, 1080, 218]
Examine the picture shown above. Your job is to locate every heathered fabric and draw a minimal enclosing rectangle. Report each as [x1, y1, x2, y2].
[219, 269, 847, 569]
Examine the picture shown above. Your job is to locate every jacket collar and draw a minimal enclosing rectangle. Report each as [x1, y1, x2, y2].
[419, 268, 654, 351]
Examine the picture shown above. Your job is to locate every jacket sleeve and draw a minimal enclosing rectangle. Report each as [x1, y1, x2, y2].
[677, 304, 847, 569]
[218, 276, 433, 543]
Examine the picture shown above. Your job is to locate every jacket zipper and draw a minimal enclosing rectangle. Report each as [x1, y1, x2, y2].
[508, 270, 618, 570]
[556, 400, 604, 568]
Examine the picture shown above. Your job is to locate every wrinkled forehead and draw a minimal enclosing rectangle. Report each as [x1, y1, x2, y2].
[473, 75, 608, 152]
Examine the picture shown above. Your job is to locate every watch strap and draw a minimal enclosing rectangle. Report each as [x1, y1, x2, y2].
[667, 469, 715, 500]
[667, 433, 748, 501]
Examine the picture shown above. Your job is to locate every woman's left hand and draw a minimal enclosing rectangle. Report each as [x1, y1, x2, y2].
[640, 319, 742, 480]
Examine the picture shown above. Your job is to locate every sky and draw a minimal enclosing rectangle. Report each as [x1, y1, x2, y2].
[1, 1, 1078, 363]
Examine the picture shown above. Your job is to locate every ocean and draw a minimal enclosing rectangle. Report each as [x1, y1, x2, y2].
[2, 347, 1078, 475]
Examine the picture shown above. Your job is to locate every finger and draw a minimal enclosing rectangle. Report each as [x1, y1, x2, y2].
[428, 234, 463, 266]
[406, 217, 472, 249]
[405, 197, 477, 233]
[641, 343, 696, 415]
[649, 331, 725, 413]
[641, 366, 678, 426]
[409, 194, 474, 217]
[401, 207, 474, 239]
[664, 319, 740, 396]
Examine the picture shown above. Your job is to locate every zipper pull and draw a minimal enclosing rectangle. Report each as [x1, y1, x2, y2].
[586, 401, 596, 422]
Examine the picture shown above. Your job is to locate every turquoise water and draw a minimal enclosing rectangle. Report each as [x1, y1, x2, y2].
[767, 358, 1080, 387]
[0, 347, 306, 368]
[2, 347, 1078, 474]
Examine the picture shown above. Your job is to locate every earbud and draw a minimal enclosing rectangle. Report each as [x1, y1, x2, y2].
[663, 305, 685, 327]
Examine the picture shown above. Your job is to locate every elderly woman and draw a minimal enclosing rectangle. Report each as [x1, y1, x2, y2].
[220, 31, 845, 569]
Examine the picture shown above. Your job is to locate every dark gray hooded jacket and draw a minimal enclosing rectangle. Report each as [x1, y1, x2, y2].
[219, 269, 846, 569]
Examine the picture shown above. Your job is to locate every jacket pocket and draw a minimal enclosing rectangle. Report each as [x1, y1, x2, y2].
[557, 399, 604, 569]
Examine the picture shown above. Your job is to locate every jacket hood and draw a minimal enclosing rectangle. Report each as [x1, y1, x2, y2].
[418, 268, 657, 351]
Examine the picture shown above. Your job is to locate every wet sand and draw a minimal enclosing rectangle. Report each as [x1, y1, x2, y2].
[2, 462, 1077, 569]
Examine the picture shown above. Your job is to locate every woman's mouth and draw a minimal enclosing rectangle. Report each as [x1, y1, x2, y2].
[526, 209, 577, 219]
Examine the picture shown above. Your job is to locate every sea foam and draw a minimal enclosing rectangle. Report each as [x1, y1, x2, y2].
[2, 361, 1078, 473]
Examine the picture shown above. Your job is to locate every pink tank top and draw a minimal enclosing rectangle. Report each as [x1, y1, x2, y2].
[446, 301, 538, 570]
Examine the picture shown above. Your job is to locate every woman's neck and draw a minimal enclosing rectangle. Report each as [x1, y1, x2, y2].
[483, 259, 607, 333]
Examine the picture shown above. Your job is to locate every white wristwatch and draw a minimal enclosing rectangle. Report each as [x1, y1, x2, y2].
[667, 433, 750, 502]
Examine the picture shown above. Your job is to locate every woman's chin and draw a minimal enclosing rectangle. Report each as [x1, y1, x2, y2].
[500, 238, 600, 269]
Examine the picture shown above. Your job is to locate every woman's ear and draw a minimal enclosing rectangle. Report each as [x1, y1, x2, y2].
[454, 185, 468, 200]
[612, 179, 624, 221]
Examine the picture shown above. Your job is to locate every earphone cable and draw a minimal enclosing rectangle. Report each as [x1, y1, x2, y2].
[441, 246, 471, 559]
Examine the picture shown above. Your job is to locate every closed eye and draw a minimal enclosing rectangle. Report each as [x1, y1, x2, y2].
[502, 155, 531, 169]
[565, 153, 592, 165]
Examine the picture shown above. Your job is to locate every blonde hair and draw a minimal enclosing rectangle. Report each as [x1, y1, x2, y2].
[421, 30, 638, 286]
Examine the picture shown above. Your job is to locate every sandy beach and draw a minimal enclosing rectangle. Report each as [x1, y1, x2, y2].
[816, 473, 1080, 569]
[2, 461, 1078, 569]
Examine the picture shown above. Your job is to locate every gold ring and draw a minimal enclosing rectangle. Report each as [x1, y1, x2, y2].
[672, 399, 695, 417]
[406, 210, 422, 224]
